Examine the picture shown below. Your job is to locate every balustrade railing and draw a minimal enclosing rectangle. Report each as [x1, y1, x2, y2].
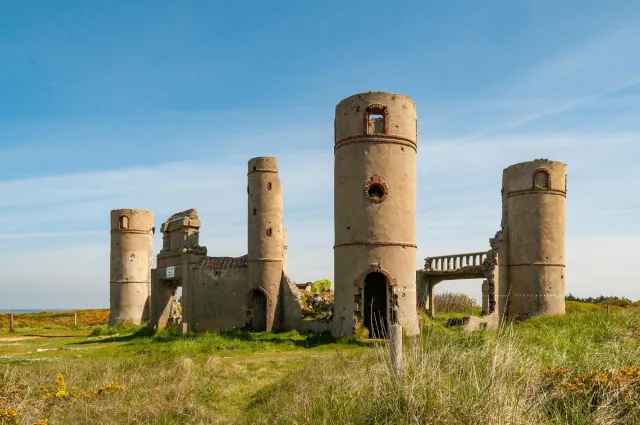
[425, 251, 487, 272]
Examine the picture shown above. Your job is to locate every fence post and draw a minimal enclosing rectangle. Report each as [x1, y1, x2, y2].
[74, 311, 78, 327]
[9, 313, 14, 333]
[389, 324, 403, 374]
[607, 305, 610, 314]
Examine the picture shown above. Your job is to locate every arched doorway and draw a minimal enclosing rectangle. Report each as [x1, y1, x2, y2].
[363, 272, 388, 339]
[247, 288, 268, 332]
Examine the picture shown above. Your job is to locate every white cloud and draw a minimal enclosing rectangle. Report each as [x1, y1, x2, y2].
[0, 128, 637, 308]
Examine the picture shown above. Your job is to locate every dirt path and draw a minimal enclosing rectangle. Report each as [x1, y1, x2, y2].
[0, 336, 41, 342]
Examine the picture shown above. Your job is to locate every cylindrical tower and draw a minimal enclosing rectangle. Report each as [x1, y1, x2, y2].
[247, 157, 284, 331]
[503, 159, 567, 318]
[332, 92, 419, 338]
[109, 209, 154, 326]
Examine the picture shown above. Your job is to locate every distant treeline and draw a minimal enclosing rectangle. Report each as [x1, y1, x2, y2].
[566, 294, 639, 307]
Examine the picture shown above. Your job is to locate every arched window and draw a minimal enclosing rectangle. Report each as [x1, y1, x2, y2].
[364, 104, 389, 135]
[533, 169, 550, 189]
[118, 215, 129, 230]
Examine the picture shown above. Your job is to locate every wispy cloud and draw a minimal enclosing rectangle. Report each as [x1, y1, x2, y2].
[0, 231, 102, 240]
[0, 126, 637, 308]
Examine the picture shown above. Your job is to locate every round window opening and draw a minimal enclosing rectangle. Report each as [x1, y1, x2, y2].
[365, 176, 388, 203]
[367, 183, 385, 200]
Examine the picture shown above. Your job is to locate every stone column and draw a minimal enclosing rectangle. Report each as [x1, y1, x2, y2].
[503, 159, 567, 318]
[332, 91, 420, 338]
[109, 209, 154, 326]
[247, 157, 284, 331]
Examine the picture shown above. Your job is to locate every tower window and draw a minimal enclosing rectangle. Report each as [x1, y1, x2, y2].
[533, 169, 551, 189]
[364, 104, 389, 135]
[118, 215, 129, 230]
[266, 228, 272, 237]
[267, 182, 272, 190]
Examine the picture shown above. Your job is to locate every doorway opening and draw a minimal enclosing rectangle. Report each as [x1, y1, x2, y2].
[247, 288, 268, 332]
[363, 272, 388, 339]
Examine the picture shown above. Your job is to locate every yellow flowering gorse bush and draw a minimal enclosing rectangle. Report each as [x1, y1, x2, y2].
[543, 366, 640, 408]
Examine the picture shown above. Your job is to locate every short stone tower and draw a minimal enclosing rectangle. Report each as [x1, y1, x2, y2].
[109, 209, 154, 325]
[332, 92, 420, 338]
[502, 159, 567, 318]
[247, 157, 284, 331]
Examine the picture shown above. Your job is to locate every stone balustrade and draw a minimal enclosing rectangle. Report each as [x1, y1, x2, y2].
[425, 251, 487, 272]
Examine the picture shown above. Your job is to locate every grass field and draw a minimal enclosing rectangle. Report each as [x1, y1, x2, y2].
[2, 305, 640, 424]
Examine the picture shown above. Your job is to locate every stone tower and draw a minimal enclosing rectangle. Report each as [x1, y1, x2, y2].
[109, 209, 154, 326]
[332, 92, 420, 338]
[502, 159, 567, 318]
[282, 227, 288, 274]
[247, 157, 284, 331]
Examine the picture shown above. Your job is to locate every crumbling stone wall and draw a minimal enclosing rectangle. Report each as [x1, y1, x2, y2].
[189, 255, 250, 332]
[150, 208, 207, 330]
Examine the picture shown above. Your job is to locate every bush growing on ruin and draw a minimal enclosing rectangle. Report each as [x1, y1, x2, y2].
[310, 279, 331, 293]
[433, 292, 478, 314]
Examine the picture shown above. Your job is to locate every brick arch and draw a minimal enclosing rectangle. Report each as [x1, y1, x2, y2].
[353, 263, 397, 289]
[363, 104, 390, 135]
[532, 168, 551, 189]
[246, 286, 272, 308]
[118, 215, 129, 230]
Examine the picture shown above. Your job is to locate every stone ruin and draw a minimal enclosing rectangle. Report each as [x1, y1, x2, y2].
[108, 91, 567, 338]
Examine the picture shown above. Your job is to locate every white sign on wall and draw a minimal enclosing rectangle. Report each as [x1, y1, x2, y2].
[166, 266, 175, 279]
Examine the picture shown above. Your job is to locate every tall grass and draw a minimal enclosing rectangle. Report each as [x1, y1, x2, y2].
[3, 310, 640, 424]
[243, 311, 640, 425]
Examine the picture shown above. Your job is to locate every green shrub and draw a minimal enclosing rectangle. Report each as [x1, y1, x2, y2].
[434, 292, 478, 314]
[310, 279, 331, 293]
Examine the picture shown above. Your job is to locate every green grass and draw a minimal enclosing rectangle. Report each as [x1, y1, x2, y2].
[2, 307, 640, 424]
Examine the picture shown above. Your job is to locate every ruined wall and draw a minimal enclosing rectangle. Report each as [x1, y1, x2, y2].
[247, 157, 284, 331]
[109, 209, 154, 326]
[151, 208, 207, 330]
[503, 159, 567, 318]
[189, 256, 250, 332]
[332, 92, 420, 338]
[280, 274, 331, 333]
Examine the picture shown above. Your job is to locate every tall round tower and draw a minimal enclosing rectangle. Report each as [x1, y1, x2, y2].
[109, 209, 154, 326]
[503, 159, 567, 318]
[332, 92, 420, 338]
[247, 157, 284, 332]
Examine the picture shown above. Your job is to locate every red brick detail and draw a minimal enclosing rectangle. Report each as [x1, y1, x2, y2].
[506, 188, 566, 198]
[247, 169, 278, 176]
[532, 168, 551, 189]
[334, 241, 417, 249]
[363, 104, 390, 135]
[365, 175, 388, 204]
[334, 135, 417, 153]
[353, 263, 397, 289]
[110, 229, 152, 235]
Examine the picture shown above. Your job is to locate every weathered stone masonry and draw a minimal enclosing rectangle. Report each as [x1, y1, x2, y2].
[110, 92, 567, 336]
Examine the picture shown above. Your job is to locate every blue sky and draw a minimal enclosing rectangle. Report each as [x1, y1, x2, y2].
[1, 1, 639, 309]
